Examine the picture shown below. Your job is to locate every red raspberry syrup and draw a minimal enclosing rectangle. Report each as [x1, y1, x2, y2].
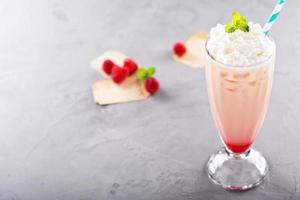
[225, 141, 253, 153]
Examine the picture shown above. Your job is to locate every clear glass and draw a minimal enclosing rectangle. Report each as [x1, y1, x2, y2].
[205, 38, 275, 190]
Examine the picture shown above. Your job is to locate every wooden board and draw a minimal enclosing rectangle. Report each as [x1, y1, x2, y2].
[92, 74, 149, 105]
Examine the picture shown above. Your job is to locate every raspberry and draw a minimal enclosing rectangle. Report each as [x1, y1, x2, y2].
[173, 42, 186, 57]
[111, 65, 128, 84]
[123, 58, 138, 75]
[102, 59, 114, 75]
[144, 77, 160, 94]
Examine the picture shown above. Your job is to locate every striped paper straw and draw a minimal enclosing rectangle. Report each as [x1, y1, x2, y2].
[263, 0, 287, 36]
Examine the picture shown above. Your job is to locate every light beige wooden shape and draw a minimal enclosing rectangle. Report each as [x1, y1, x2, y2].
[92, 74, 149, 105]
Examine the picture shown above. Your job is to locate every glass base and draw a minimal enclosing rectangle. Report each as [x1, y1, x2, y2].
[206, 147, 268, 191]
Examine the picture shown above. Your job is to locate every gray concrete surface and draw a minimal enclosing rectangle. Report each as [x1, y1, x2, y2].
[0, 0, 299, 199]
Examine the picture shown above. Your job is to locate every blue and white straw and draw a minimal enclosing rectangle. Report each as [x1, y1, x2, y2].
[263, 0, 287, 36]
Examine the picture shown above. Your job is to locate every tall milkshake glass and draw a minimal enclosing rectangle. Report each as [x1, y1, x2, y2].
[205, 36, 275, 190]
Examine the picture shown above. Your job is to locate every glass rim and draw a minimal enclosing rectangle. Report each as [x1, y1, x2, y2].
[205, 36, 276, 70]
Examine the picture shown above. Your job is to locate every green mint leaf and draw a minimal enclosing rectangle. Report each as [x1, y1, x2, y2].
[240, 16, 247, 23]
[137, 68, 148, 81]
[147, 67, 156, 76]
[225, 11, 249, 33]
[137, 67, 157, 81]
[232, 12, 241, 23]
[225, 22, 235, 33]
[238, 23, 249, 32]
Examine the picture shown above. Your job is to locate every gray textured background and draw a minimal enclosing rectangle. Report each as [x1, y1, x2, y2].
[0, 0, 299, 199]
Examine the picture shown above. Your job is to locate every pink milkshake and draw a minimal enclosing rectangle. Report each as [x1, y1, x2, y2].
[205, 55, 275, 153]
[205, 22, 275, 153]
[205, 12, 275, 190]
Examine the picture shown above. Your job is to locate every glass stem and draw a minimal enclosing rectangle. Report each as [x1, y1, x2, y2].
[225, 148, 251, 160]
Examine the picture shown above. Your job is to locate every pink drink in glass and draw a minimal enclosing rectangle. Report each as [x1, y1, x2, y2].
[205, 53, 275, 153]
